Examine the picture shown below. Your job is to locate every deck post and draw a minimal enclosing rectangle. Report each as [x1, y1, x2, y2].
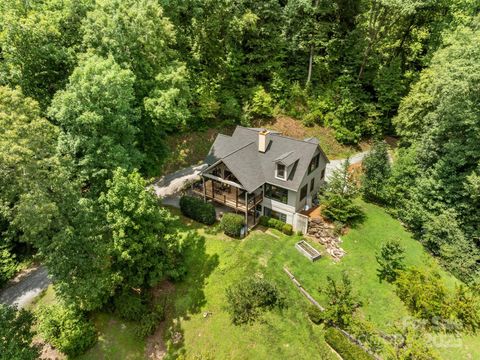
[236, 187, 238, 208]
[202, 176, 206, 202]
[212, 179, 215, 200]
[245, 192, 248, 229]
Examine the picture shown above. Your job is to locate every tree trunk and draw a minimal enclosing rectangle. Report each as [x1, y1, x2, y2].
[306, 45, 314, 85]
[306, 0, 320, 85]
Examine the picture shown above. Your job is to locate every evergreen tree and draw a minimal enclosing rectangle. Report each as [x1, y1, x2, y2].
[320, 159, 363, 224]
[322, 272, 362, 328]
[376, 240, 406, 283]
[362, 141, 390, 203]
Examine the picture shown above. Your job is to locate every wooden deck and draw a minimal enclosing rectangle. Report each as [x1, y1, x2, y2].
[192, 179, 263, 212]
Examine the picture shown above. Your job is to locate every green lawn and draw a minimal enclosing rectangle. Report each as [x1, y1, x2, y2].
[161, 211, 336, 359]
[77, 313, 145, 360]
[164, 202, 479, 360]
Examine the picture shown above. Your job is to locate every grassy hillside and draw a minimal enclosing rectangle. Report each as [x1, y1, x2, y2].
[29, 200, 479, 359]
[165, 201, 478, 359]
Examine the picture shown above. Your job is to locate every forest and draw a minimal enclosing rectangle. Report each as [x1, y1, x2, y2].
[0, 0, 479, 359]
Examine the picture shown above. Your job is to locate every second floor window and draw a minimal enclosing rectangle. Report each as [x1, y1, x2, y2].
[276, 163, 286, 180]
[308, 154, 320, 174]
[265, 183, 288, 204]
[300, 184, 308, 201]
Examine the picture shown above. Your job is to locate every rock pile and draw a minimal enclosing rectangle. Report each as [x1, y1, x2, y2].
[307, 218, 346, 261]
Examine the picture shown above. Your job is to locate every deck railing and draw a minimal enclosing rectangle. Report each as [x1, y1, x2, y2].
[192, 180, 263, 211]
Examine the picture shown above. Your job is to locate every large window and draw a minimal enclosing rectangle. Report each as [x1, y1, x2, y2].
[264, 207, 287, 223]
[300, 184, 308, 201]
[276, 163, 286, 180]
[308, 154, 320, 174]
[310, 178, 315, 192]
[265, 183, 288, 204]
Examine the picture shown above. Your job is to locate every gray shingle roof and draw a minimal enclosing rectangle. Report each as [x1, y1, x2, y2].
[203, 126, 328, 192]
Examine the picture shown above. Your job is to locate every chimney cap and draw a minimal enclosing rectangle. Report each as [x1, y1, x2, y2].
[259, 129, 270, 135]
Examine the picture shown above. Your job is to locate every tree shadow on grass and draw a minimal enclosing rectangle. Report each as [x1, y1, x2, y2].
[159, 226, 220, 359]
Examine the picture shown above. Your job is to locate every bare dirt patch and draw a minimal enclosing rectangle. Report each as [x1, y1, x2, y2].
[145, 280, 176, 360]
[33, 338, 65, 360]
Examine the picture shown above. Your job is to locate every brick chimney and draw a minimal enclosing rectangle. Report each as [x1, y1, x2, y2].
[258, 129, 269, 152]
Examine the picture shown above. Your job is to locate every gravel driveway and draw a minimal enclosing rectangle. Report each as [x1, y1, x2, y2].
[0, 265, 51, 308]
[325, 151, 368, 181]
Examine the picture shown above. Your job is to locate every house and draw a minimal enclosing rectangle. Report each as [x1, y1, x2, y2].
[193, 126, 329, 232]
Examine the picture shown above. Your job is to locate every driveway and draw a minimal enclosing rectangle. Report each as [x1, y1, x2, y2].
[0, 265, 51, 308]
[325, 151, 368, 181]
[152, 164, 207, 198]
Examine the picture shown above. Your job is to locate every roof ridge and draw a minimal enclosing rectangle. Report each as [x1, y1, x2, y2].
[236, 125, 319, 146]
[222, 140, 257, 159]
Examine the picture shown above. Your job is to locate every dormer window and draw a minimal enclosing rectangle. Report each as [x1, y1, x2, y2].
[276, 163, 286, 180]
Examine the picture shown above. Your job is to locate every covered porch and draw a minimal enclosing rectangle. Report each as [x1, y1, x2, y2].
[192, 170, 263, 230]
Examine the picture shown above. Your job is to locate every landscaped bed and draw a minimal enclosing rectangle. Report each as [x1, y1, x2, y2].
[295, 240, 321, 261]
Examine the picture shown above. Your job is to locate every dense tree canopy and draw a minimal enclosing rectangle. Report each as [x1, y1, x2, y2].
[0, 305, 40, 360]
[49, 54, 141, 190]
[100, 168, 184, 289]
[0, 0, 92, 108]
[390, 23, 480, 283]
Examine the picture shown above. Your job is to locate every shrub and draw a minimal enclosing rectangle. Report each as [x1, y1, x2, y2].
[259, 215, 269, 227]
[220, 213, 245, 238]
[307, 305, 325, 324]
[268, 217, 284, 231]
[324, 327, 373, 360]
[249, 86, 273, 118]
[0, 246, 17, 286]
[114, 290, 148, 321]
[37, 304, 96, 357]
[135, 304, 165, 339]
[259, 215, 293, 235]
[376, 240, 405, 283]
[179, 196, 216, 225]
[226, 278, 285, 325]
[282, 224, 293, 235]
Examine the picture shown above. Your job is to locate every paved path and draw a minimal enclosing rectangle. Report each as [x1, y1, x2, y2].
[0, 266, 51, 308]
[325, 151, 368, 181]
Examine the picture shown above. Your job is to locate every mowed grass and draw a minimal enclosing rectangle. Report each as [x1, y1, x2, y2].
[77, 313, 145, 360]
[167, 202, 479, 360]
[163, 210, 336, 360]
